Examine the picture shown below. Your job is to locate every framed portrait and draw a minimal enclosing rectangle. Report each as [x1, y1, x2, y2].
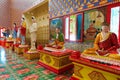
[50, 18, 63, 40]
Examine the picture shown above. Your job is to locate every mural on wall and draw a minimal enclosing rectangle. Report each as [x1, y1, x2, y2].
[84, 7, 106, 41]
[49, 0, 118, 18]
[24, 2, 49, 45]
[50, 18, 63, 40]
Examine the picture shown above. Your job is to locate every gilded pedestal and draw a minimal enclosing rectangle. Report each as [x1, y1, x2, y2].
[70, 57, 120, 80]
[23, 51, 39, 60]
[16, 45, 29, 54]
[38, 49, 73, 74]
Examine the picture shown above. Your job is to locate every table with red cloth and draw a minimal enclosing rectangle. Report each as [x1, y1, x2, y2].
[38, 47, 73, 74]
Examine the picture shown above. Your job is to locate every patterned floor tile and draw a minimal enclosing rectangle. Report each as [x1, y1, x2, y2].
[0, 46, 73, 80]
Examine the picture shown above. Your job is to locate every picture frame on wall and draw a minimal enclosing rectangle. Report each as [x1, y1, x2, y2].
[84, 7, 106, 41]
[50, 18, 63, 40]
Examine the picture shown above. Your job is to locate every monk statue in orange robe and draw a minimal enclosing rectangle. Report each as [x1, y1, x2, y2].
[46, 27, 64, 49]
[83, 22, 120, 56]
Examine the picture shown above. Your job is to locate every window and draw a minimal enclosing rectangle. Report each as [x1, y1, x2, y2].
[64, 13, 83, 42]
[65, 16, 69, 40]
[106, 2, 120, 43]
[70, 15, 77, 41]
[110, 6, 120, 38]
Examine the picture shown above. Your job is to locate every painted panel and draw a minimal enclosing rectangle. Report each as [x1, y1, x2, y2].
[50, 18, 63, 40]
[49, 0, 119, 18]
[84, 7, 106, 41]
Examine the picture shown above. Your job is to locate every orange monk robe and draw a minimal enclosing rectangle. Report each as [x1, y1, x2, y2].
[83, 32, 119, 55]
[94, 32, 119, 52]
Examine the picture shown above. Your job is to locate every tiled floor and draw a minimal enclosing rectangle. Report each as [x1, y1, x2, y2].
[0, 46, 73, 80]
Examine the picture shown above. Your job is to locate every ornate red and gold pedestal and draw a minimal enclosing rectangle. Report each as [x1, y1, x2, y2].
[23, 50, 39, 60]
[6, 40, 14, 49]
[5, 40, 14, 53]
[70, 56, 120, 80]
[16, 45, 29, 54]
[38, 47, 73, 74]
[14, 44, 19, 53]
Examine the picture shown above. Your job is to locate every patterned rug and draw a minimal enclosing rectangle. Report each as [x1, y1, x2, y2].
[0, 46, 73, 80]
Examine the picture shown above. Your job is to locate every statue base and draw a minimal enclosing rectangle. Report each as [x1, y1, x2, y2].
[16, 45, 29, 54]
[38, 48, 73, 74]
[24, 50, 39, 60]
[69, 56, 120, 80]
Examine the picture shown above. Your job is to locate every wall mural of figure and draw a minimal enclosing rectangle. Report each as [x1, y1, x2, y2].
[84, 7, 106, 41]
[50, 18, 62, 39]
[47, 18, 64, 49]
[52, 27, 64, 46]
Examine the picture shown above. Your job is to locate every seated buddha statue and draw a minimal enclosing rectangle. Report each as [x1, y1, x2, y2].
[83, 22, 120, 57]
[46, 27, 64, 49]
